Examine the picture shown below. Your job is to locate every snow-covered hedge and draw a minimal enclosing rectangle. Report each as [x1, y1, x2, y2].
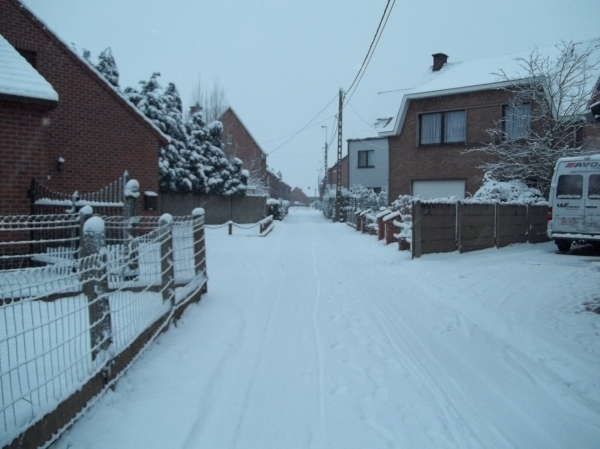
[267, 198, 288, 221]
[320, 185, 388, 221]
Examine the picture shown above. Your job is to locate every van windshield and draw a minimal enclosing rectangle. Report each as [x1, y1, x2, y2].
[556, 174, 582, 199]
[589, 174, 600, 199]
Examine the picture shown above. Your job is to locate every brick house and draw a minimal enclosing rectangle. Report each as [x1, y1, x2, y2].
[219, 107, 297, 200]
[219, 107, 268, 195]
[279, 180, 292, 201]
[326, 154, 349, 189]
[0, 0, 167, 215]
[290, 187, 309, 205]
[264, 169, 291, 200]
[361, 42, 600, 202]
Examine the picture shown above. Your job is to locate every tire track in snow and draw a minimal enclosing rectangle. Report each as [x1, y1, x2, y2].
[311, 244, 327, 440]
[225, 250, 286, 449]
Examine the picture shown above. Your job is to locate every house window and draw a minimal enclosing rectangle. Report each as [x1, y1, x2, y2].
[503, 103, 531, 139]
[357, 150, 374, 168]
[419, 110, 465, 145]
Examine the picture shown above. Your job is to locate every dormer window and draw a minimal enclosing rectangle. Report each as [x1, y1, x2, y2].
[374, 117, 392, 128]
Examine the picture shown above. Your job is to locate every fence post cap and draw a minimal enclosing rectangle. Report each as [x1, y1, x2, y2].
[159, 213, 173, 226]
[192, 208, 205, 217]
[124, 179, 140, 198]
[79, 205, 93, 216]
[83, 215, 105, 234]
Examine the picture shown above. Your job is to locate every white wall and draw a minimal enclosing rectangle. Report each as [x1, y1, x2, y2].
[348, 138, 389, 193]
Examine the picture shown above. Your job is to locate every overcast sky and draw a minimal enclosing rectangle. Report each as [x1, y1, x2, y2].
[22, 0, 600, 193]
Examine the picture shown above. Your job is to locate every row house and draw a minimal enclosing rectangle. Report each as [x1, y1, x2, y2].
[0, 0, 167, 215]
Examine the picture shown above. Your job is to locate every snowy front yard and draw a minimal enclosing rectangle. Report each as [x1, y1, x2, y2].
[52, 207, 600, 449]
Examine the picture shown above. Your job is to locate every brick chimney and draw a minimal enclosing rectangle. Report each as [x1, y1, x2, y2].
[432, 53, 448, 72]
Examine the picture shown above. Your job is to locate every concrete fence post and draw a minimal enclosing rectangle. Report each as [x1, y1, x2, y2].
[412, 200, 422, 259]
[79, 206, 93, 254]
[192, 208, 207, 293]
[159, 214, 175, 304]
[124, 179, 140, 278]
[80, 215, 111, 361]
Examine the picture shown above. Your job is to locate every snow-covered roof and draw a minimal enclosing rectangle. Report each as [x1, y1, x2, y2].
[0, 32, 58, 102]
[374, 38, 600, 137]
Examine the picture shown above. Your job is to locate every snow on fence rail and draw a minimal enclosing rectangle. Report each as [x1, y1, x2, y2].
[0, 211, 207, 449]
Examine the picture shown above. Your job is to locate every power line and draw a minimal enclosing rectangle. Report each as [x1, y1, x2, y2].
[345, 0, 394, 96]
[345, 0, 396, 106]
[259, 113, 337, 145]
[266, 93, 338, 155]
[347, 101, 378, 131]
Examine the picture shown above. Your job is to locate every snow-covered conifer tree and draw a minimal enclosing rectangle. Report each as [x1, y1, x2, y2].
[160, 83, 190, 192]
[95, 48, 119, 89]
[185, 109, 211, 193]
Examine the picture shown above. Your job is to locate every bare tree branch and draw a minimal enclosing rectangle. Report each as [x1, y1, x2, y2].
[466, 40, 600, 194]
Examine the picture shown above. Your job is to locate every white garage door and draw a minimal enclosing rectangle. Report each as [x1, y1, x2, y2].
[412, 180, 466, 200]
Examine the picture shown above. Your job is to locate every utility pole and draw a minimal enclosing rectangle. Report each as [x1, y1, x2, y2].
[335, 88, 344, 222]
[321, 125, 328, 197]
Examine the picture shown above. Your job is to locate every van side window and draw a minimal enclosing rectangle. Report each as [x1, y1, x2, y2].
[556, 174, 583, 199]
[588, 174, 600, 199]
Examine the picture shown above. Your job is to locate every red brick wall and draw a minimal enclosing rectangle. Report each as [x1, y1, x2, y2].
[583, 121, 600, 151]
[388, 89, 513, 200]
[0, 101, 50, 214]
[327, 155, 348, 188]
[290, 187, 309, 204]
[0, 0, 165, 215]
[220, 108, 267, 183]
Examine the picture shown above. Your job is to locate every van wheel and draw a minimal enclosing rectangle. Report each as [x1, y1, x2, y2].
[556, 239, 571, 253]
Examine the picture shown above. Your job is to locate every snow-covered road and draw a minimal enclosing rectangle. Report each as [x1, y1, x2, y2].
[54, 207, 600, 449]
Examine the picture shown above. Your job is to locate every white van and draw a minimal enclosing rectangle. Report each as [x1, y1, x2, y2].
[547, 154, 600, 252]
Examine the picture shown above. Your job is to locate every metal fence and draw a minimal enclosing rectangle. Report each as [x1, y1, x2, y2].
[0, 214, 81, 271]
[29, 172, 129, 216]
[0, 212, 206, 448]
